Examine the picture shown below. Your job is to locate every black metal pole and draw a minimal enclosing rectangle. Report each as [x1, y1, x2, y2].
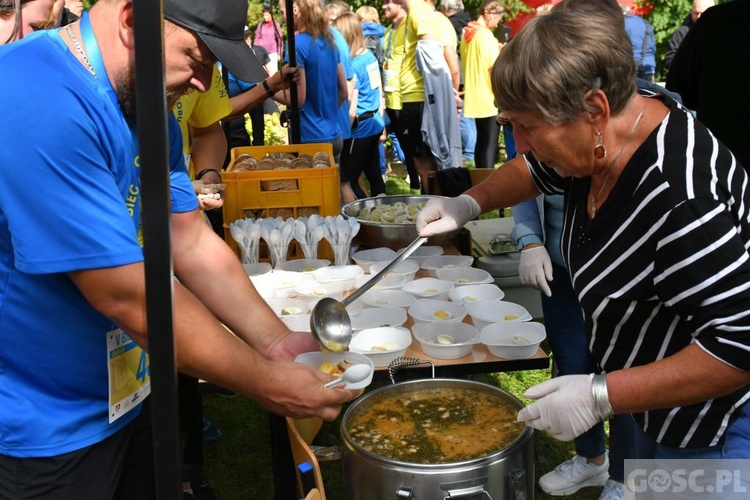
[132, 1, 182, 499]
[283, 0, 301, 144]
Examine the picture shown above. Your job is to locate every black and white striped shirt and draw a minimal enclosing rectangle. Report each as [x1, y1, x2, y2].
[527, 94, 750, 448]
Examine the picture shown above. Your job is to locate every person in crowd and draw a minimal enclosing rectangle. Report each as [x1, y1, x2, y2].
[0, 0, 55, 44]
[442, 0, 471, 42]
[663, 0, 713, 71]
[355, 5, 384, 69]
[441, 0, 476, 165]
[460, 0, 503, 169]
[253, 5, 283, 75]
[400, 0, 462, 192]
[417, 2, 750, 475]
[621, 3, 655, 82]
[315, 0, 358, 202]
[276, 0, 348, 161]
[0, 0, 359, 497]
[326, 0, 350, 24]
[333, 12, 386, 201]
[382, 0, 420, 193]
[666, 0, 748, 171]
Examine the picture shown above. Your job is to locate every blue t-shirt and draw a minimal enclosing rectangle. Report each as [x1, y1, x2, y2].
[351, 51, 384, 140]
[0, 29, 196, 458]
[295, 31, 342, 143]
[331, 26, 354, 141]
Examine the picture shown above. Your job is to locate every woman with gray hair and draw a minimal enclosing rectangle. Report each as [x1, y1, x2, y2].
[417, 3, 750, 472]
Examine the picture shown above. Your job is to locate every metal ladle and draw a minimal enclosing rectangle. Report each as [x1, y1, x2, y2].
[310, 235, 428, 352]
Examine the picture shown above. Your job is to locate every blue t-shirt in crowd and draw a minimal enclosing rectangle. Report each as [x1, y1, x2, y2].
[331, 26, 354, 141]
[0, 29, 196, 458]
[295, 30, 342, 143]
[351, 50, 384, 140]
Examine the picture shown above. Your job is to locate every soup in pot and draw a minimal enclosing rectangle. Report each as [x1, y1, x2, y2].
[347, 387, 524, 464]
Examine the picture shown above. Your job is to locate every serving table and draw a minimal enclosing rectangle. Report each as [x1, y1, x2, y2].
[270, 239, 550, 499]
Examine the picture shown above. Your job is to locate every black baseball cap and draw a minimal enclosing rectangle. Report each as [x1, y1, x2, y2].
[164, 0, 268, 83]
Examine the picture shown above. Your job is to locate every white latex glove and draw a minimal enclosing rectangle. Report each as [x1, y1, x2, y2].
[517, 374, 602, 441]
[416, 194, 481, 237]
[518, 245, 553, 297]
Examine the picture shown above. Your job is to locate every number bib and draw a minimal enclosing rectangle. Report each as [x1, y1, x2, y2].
[107, 328, 151, 423]
[382, 69, 396, 93]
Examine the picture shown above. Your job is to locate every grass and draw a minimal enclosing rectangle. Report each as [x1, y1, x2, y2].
[202, 362, 607, 499]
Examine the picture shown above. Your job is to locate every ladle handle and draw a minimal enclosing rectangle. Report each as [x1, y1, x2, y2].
[342, 236, 428, 306]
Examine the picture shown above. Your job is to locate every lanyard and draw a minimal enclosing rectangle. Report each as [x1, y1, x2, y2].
[78, 11, 142, 233]
[79, 11, 119, 110]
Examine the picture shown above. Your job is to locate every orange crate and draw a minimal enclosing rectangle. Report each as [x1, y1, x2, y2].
[223, 143, 340, 262]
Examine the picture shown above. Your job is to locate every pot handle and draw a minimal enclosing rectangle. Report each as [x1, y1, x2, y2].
[387, 356, 435, 384]
[442, 484, 493, 499]
[507, 469, 527, 500]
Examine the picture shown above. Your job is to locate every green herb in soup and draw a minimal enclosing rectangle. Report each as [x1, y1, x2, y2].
[347, 387, 524, 464]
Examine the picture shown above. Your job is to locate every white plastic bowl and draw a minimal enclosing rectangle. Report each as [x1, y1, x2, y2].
[293, 279, 350, 300]
[351, 247, 398, 273]
[369, 259, 420, 282]
[294, 351, 374, 390]
[408, 299, 468, 324]
[243, 262, 273, 276]
[276, 259, 330, 274]
[312, 265, 364, 283]
[467, 301, 532, 330]
[421, 255, 475, 277]
[351, 307, 407, 331]
[349, 326, 412, 367]
[448, 283, 505, 304]
[360, 289, 416, 308]
[411, 322, 480, 359]
[354, 272, 406, 290]
[402, 277, 455, 301]
[398, 245, 443, 267]
[251, 271, 306, 298]
[480, 322, 546, 359]
[264, 297, 309, 317]
[435, 267, 494, 286]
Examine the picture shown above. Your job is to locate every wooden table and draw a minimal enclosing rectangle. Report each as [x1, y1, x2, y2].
[271, 250, 550, 499]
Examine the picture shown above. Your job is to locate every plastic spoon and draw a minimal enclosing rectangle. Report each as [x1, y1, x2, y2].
[310, 235, 428, 352]
[323, 364, 371, 389]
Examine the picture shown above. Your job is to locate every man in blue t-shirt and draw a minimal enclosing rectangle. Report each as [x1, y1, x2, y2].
[0, 0, 359, 497]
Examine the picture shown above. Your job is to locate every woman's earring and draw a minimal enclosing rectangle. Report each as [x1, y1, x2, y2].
[594, 132, 607, 160]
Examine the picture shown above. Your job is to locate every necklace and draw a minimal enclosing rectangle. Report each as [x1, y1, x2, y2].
[590, 107, 645, 218]
[65, 24, 97, 78]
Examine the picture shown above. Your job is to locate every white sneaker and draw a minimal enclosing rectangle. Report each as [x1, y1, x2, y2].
[599, 479, 624, 500]
[538, 454, 609, 496]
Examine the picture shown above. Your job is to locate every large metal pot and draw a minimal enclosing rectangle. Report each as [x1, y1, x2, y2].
[341, 378, 534, 499]
[341, 195, 459, 250]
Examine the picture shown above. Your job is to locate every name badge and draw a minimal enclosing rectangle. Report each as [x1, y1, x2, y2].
[107, 328, 151, 423]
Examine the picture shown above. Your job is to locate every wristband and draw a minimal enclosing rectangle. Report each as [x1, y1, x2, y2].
[262, 79, 276, 97]
[590, 373, 614, 421]
[195, 168, 221, 181]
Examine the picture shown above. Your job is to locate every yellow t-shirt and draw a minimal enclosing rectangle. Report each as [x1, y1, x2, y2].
[460, 26, 500, 119]
[399, 0, 439, 103]
[383, 21, 406, 110]
[171, 65, 232, 177]
[433, 11, 457, 50]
